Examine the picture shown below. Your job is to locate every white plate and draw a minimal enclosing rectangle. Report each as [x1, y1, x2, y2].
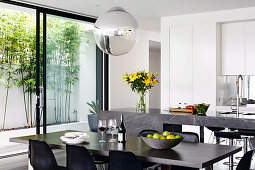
[61, 132, 89, 144]
[64, 132, 86, 138]
[60, 135, 89, 145]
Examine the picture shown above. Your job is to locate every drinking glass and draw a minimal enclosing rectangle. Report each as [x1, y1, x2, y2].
[108, 119, 117, 142]
[98, 120, 107, 142]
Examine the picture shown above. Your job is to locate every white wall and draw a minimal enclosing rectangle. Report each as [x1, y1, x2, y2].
[161, 7, 255, 110]
[109, 30, 160, 109]
[149, 42, 161, 109]
[0, 86, 35, 129]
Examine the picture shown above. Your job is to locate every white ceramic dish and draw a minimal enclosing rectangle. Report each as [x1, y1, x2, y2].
[60, 132, 89, 144]
[64, 132, 85, 138]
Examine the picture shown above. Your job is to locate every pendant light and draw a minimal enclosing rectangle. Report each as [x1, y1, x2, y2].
[94, 1, 139, 56]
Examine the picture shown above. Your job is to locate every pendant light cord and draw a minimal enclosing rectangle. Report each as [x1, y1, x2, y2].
[115, 0, 118, 7]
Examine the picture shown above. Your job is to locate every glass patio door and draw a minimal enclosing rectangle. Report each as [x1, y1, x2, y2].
[44, 14, 100, 131]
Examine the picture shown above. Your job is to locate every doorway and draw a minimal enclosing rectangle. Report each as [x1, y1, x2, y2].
[149, 41, 161, 108]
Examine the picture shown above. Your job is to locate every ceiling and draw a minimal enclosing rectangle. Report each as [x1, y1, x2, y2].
[17, 0, 255, 32]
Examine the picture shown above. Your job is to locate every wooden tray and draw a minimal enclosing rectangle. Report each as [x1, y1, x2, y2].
[170, 108, 195, 113]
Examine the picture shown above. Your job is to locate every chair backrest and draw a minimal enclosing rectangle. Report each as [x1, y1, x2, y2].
[206, 126, 225, 131]
[182, 132, 199, 143]
[109, 150, 143, 170]
[138, 129, 159, 137]
[214, 131, 241, 139]
[29, 139, 59, 170]
[66, 144, 97, 170]
[236, 150, 254, 170]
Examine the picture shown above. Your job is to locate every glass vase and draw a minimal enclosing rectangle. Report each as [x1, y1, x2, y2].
[136, 91, 146, 112]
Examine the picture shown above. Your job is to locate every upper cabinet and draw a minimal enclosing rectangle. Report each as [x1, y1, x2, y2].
[221, 23, 245, 75]
[169, 24, 216, 108]
[221, 21, 255, 75]
[169, 25, 193, 105]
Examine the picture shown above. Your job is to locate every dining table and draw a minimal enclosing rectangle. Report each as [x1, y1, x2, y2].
[10, 130, 242, 170]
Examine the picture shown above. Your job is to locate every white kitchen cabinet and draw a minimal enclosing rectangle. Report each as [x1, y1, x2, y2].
[169, 24, 217, 110]
[169, 25, 193, 106]
[245, 21, 255, 75]
[193, 24, 216, 110]
[221, 22, 245, 75]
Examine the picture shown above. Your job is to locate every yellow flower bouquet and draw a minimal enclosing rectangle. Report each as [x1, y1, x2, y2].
[122, 70, 159, 112]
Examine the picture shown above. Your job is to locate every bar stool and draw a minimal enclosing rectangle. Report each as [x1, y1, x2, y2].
[206, 126, 225, 144]
[214, 131, 241, 170]
[238, 129, 255, 153]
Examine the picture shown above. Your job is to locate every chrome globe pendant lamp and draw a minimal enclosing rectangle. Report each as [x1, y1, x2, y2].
[94, 0, 139, 56]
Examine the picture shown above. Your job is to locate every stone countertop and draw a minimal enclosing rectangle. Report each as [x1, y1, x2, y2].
[98, 108, 255, 136]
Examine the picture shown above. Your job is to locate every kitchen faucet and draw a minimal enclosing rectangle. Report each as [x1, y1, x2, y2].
[236, 75, 243, 118]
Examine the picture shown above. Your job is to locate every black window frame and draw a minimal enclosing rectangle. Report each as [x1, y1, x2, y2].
[0, 0, 109, 134]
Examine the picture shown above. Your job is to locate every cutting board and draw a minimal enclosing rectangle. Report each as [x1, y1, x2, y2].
[170, 108, 195, 113]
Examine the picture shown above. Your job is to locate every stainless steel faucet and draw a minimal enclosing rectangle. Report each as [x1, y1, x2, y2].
[236, 75, 243, 118]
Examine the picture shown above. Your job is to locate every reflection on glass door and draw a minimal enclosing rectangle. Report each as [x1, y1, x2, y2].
[46, 15, 97, 125]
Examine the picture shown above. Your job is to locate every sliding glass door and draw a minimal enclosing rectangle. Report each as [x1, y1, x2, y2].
[0, 1, 107, 137]
[45, 15, 97, 126]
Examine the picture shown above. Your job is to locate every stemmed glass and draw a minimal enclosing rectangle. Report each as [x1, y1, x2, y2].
[108, 119, 117, 142]
[98, 120, 107, 143]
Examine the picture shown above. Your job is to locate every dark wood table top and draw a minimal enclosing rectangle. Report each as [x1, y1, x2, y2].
[10, 130, 241, 168]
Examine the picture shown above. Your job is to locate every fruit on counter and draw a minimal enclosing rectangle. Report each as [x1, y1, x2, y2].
[186, 105, 195, 110]
[147, 134, 153, 138]
[162, 131, 170, 136]
[153, 133, 160, 139]
[195, 103, 210, 114]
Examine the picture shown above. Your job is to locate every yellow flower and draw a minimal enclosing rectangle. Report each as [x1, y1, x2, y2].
[147, 74, 152, 80]
[129, 73, 138, 82]
[144, 78, 152, 86]
[122, 73, 128, 82]
[153, 79, 159, 85]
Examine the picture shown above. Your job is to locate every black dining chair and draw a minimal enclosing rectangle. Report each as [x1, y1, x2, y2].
[171, 132, 199, 170]
[66, 144, 97, 170]
[236, 149, 254, 170]
[109, 150, 143, 170]
[29, 139, 66, 170]
[182, 132, 199, 143]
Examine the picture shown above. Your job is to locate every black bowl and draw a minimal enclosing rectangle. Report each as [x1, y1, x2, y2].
[140, 132, 184, 150]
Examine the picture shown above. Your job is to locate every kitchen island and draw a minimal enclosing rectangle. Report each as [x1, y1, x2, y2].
[98, 108, 255, 142]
